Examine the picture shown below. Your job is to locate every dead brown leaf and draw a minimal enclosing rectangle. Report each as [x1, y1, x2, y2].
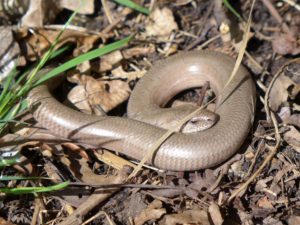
[17, 28, 102, 61]
[21, 0, 59, 27]
[111, 66, 146, 80]
[134, 200, 166, 225]
[288, 215, 300, 225]
[145, 7, 178, 41]
[278, 107, 300, 128]
[283, 126, 300, 152]
[257, 196, 274, 209]
[58, 0, 94, 14]
[208, 203, 223, 225]
[21, 0, 94, 27]
[0, 217, 16, 225]
[122, 45, 156, 59]
[68, 75, 131, 114]
[269, 76, 299, 111]
[159, 209, 211, 225]
[99, 50, 123, 72]
[272, 33, 300, 55]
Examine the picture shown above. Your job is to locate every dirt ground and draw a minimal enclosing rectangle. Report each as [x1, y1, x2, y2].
[0, 0, 299, 224]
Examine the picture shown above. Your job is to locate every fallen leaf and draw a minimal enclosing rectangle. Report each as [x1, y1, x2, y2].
[134, 200, 166, 225]
[145, 7, 178, 41]
[58, 0, 94, 14]
[122, 45, 156, 59]
[255, 176, 273, 192]
[99, 50, 123, 72]
[0, 216, 16, 225]
[111, 66, 146, 80]
[257, 196, 274, 209]
[283, 126, 300, 152]
[278, 107, 300, 128]
[272, 33, 300, 56]
[263, 216, 283, 225]
[17, 28, 102, 61]
[21, 0, 59, 27]
[208, 203, 223, 225]
[269, 76, 298, 111]
[288, 215, 300, 225]
[159, 209, 211, 225]
[68, 75, 131, 114]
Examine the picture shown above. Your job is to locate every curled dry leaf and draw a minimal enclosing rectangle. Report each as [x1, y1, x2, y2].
[269, 76, 299, 111]
[134, 200, 166, 225]
[283, 126, 300, 153]
[0, 217, 16, 225]
[21, 0, 94, 27]
[288, 215, 300, 225]
[58, 0, 94, 14]
[278, 107, 300, 128]
[208, 203, 223, 225]
[257, 196, 274, 209]
[68, 75, 131, 115]
[17, 28, 102, 61]
[263, 216, 283, 225]
[145, 7, 178, 41]
[21, 0, 59, 27]
[99, 50, 123, 72]
[255, 176, 273, 192]
[122, 45, 156, 59]
[272, 33, 300, 56]
[189, 169, 218, 194]
[159, 209, 210, 225]
[111, 66, 146, 80]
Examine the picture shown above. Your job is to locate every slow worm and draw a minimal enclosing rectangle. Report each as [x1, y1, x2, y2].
[28, 51, 256, 171]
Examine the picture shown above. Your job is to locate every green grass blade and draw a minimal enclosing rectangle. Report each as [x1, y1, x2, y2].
[223, 0, 243, 21]
[0, 176, 49, 181]
[33, 35, 133, 86]
[113, 0, 150, 15]
[0, 157, 20, 167]
[0, 181, 69, 195]
[0, 66, 18, 103]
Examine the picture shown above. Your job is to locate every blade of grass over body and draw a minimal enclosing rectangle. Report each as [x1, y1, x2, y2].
[113, 0, 150, 14]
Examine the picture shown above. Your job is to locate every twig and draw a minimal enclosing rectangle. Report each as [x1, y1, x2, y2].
[101, 0, 115, 24]
[197, 34, 222, 50]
